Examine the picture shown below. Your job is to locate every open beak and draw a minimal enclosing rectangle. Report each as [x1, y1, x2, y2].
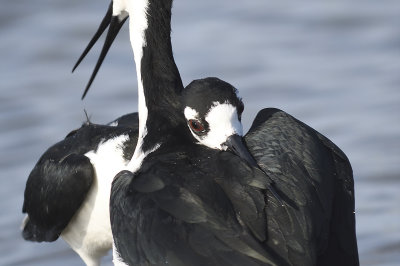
[224, 134, 284, 206]
[72, 1, 128, 99]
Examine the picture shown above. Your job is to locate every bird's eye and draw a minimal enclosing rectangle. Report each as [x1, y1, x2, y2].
[188, 119, 205, 133]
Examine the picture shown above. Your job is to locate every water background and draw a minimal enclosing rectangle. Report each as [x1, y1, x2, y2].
[0, 0, 399, 265]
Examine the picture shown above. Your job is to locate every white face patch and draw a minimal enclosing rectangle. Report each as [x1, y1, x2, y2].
[184, 106, 199, 121]
[185, 103, 243, 150]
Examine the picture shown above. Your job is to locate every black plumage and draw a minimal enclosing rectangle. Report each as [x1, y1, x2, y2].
[111, 142, 280, 266]
[244, 108, 358, 265]
[111, 78, 359, 266]
[23, 153, 94, 242]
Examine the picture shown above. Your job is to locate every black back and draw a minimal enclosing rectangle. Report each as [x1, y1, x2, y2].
[245, 108, 359, 265]
[111, 142, 281, 266]
[22, 113, 139, 242]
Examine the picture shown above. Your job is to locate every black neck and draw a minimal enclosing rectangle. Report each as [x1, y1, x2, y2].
[140, 0, 187, 152]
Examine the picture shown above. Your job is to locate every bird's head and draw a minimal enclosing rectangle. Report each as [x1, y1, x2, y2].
[182, 77, 258, 167]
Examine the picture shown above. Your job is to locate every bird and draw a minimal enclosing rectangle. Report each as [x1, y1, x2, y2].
[183, 77, 359, 265]
[111, 75, 359, 265]
[22, 112, 139, 266]
[73, 0, 359, 265]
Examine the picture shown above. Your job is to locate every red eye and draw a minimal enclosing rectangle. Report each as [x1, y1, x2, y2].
[188, 119, 205, 133]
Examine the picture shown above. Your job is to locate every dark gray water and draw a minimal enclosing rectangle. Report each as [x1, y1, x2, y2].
[1, 0, 399, 265]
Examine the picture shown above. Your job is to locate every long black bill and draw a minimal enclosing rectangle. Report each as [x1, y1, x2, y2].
[225, 134, 258, 168]
[224, 134, 284, 206]
[72, 2, 128, 99]
[72, 2, 113, 73]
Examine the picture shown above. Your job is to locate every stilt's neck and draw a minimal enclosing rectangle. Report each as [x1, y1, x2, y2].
[122, 0, 151, 159]
[140, 0, 183, 101]
[123, 0, 185, 166]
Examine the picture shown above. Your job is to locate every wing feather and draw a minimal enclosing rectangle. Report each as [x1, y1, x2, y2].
[245, 108, 358, 265]
[22, 154, 94, 242]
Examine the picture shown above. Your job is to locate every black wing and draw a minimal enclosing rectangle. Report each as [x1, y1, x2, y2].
[22, 154, 94, 242]
[306, 120, 359, 265]
[22, 118, 139, 242]
[244, 108, 359, 265]
[111, 149, 280, 266]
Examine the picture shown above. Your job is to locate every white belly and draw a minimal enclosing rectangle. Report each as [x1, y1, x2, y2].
[61, 135, 130, 266]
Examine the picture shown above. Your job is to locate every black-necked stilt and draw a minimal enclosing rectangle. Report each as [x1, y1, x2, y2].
[111, 76, 359, 265]
[22, 113, 139, 266]
[73, 0, 358, 265]
[182, 77, 359, 265]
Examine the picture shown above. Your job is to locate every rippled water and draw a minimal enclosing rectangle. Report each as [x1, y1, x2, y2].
[1, 0, 399, 265]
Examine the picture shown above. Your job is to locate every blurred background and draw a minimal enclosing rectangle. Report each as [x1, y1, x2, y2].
[0, 0, 399, 265]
